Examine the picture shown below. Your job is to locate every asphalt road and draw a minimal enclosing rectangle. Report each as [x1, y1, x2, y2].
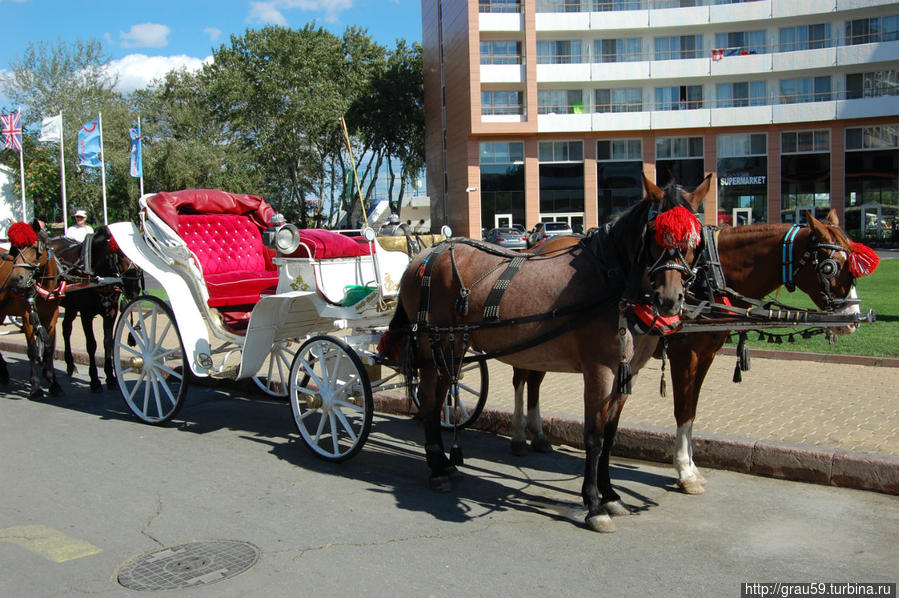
[0, 355, 896, 598]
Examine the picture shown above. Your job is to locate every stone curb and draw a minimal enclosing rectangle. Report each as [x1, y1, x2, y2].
[373, 394, 899, 496]
[719, 347, 899, 368]
[4, 337, 896, 496]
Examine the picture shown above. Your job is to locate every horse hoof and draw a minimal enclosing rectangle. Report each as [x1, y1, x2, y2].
[28, 390, 44, 401]
[510, 441, 528, 456]
[107, 380, 119, 391]
[531, 437, 553, 453]
[585, 513, 616, 533]
[428, 475, 453, 493]
[603, 501, 632, 517]
[678, 478, 705, 495]
[66, 366, 76, 377]
[49, 384, 64, 397]
[694, 469, 708, 485]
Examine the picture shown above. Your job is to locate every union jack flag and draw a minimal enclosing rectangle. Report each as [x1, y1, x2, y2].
[1, 110, 23, 152]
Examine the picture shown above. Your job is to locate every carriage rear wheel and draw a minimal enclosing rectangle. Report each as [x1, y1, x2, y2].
[252, 340, 296, 398]
[288, 335, 373, 462]
[411, 352, 489, 430]
[113, 296, 188, 424]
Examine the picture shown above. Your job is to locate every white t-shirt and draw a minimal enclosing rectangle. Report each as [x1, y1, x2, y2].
[65, 224, 94, 243]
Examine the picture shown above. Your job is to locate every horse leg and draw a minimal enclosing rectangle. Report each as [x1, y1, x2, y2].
[0, 350, 8, 384]
[62, 304, 77, 377]
[582, 367, 617, 533]
[23, 321, 44, 401]
[43, 312, 63, 397]
[102, 310, 118, 390]
[510, 368, 529, 455]
[667, 333, 725, 494]
[80, 312, 102, 393]
[526, 371, 552, 453]
[419, 365, 456, 491]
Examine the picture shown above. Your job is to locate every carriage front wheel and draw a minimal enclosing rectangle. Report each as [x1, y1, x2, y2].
[113, 296, 188, 424]
[288, 335, 373, 462]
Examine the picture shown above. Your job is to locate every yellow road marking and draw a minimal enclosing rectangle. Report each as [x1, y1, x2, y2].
[0, 525, 102, 563]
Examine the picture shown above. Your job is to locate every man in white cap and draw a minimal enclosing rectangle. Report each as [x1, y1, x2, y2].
[65, 209, 94, 242]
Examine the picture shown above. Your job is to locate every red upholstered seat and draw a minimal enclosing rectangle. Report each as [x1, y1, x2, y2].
[290, 229, 373, 259]
[178, 214, 278, 308]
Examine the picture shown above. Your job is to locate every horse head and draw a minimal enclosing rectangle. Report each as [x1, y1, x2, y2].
[90, 225, 142, 307]
[3, 221, 50, 297]
[641, 174, 710, 317]
[794, 210, 879, 336]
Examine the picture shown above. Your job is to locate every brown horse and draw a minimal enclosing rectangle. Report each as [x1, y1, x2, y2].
[509, 209, 873, 496]
[52, 226, 142, 393]
[385, 175, 709, 532]
[0, 221, 64, 399]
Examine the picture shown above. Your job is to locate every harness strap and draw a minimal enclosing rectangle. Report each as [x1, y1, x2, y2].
[701, 225, 726, 291]
[416, 243, 448, 327]
[782, 224, 802, 291]
[482, 256, 526, 321]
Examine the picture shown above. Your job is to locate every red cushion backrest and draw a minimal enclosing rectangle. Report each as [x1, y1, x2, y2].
[289, 229, 372, 259]
[178, 214, 267, 275]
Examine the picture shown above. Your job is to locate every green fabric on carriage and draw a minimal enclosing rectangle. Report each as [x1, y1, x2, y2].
[341, 283, 378, 306]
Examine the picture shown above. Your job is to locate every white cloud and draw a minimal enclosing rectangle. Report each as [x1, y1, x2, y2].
[247, 0, 354, 25]
[106, 53, 211, 94]
[204, 27, 223, 42]
[120, 23, 172, 49]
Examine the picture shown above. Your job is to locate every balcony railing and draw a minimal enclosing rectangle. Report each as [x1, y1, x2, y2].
[480, 0, 521, 13]
[533, 0, 761, 12]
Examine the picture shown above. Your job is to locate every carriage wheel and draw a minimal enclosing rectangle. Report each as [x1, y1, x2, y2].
[252, 340, 296, 398]
[113, 296, 188, 424]
[411, 352, 489, 430]
[288, 335, 373, 462]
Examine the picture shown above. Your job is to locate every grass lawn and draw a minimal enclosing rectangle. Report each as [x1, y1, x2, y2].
[735, 258, 899, 358]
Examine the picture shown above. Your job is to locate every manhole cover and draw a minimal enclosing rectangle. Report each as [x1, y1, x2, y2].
[117, 540, 260, 591]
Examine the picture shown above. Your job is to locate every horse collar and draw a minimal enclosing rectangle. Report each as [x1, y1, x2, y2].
[781, 224, 803, 291]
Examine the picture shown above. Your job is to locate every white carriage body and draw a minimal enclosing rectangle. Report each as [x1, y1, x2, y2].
[109, 193, 411, 380]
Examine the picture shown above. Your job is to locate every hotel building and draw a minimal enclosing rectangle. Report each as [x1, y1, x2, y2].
[421, 0, 899, 241]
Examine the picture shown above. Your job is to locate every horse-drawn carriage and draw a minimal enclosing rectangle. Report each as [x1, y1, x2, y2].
[106, 189, 487, 462]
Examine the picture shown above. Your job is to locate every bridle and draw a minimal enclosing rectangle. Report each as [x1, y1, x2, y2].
[646, 202, 700, 291]
[782, 223, 856, 311]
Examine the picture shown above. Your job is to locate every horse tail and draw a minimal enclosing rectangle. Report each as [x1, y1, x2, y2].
[377, 301, 417, 399]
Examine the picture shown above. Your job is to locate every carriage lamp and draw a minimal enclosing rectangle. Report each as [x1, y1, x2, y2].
[262, 214, 301, 254]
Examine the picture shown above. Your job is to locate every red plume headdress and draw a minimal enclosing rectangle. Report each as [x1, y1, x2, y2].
[655, 206, 701, 251]
[7, 222, 38, 249]
[848, 242, 880, 278]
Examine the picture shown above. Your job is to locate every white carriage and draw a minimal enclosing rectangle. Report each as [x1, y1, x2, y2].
[108, 189, 486, 461]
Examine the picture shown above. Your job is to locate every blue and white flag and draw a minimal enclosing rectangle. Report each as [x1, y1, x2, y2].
[129, 124, 142, 177]
[78, 118, 101, 167]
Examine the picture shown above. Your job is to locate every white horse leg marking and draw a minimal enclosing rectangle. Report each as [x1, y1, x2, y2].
[675, 420, 704, 494]
[510, 378, 528, 455]
[527, 402, 552, 452]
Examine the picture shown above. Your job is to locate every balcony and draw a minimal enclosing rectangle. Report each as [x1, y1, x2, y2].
[481, 64, 527, 83]
[479, 12, 524, 32]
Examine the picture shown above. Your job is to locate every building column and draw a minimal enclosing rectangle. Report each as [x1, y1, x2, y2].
[704, 132, 718, 225]
[583, 136, 598, 229]
[830, 124, 845, 224]
[525, 136, 540, 228]
[768, 131, 781, 224]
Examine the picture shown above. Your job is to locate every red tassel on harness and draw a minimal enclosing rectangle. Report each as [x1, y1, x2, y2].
[377, 331, 401, 361]
[655, 207, 700, 251]
[8, 222, 38, 249]
[108, 234, 121, 253]
[848, 242, 880, 278]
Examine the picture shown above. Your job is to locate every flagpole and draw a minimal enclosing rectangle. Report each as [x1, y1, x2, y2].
[17, 108, 26, 221]
[98, 112, 108, 225]
[59, 111, 68, 229]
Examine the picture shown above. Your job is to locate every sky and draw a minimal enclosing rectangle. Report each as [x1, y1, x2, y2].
[0, 0, 423, 96]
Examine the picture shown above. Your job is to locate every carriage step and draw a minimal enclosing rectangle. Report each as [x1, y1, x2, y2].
[209, 365, 239, 379]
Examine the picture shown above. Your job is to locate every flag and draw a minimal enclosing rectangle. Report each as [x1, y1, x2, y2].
[39, 114, 62, 143]
[1, 110, 23, 152]
[129, 124, 142, 177]
[78, 117, 102, 167]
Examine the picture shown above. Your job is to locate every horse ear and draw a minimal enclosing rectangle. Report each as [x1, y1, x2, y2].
[680, 173, 712, 212]
[643, 173, 664, 204]
[806, 211, 827, 236]
[824, 208, 840, 227]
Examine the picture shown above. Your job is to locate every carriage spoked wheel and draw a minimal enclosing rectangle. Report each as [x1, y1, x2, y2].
[411, 350, 488, 430]
[252, 340, 296, 398]
[113, 296, 188, 424]
[288, 335, 373, 462]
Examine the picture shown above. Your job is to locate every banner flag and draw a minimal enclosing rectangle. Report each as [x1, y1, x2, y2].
[78, 117, 102, 167]
[39, 114, 62, 143]
[1, 110, 23, 152]
[129, 124, 142, 177]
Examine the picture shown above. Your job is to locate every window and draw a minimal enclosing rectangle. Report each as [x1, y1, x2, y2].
[480, 40, 522, 65]
[656, 137, 703, 159]
[537, 40, 585, 64]
[714, 30, 766, 55]
[654, 35, 703, 60]
[539, 141, 583, 162]
[846, 15, 899, 45]
[538, 89, 584, 114]
[846, 71, 899, 100]
[718, 133, 766, 158]
[593, 0, 638, 10]
[480, 142, 525, 164]
[654, 85, 703, 111]
[779, 77, 831, 104]
[846, 125, 899, 151]
[594, 38, 643, 63]
[597, 139, 642, 161]
[716, 81, 767, 107]
[781, 130, 830, 154]
[482, 90, 523, 115]
[595, 88, 642, 113]
[778, 24, 831, 52]
[535, 0, 583, 12]
[479, 0, 521, 13]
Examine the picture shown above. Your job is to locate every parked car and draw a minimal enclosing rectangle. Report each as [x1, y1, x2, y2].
[484, 227, 528, 250]
[526, 221, 573, 248]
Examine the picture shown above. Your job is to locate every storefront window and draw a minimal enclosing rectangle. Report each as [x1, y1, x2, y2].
[781, 130, 830, 224]
[539, 140, 584, 228]
[845, 125, 899, 241]
[597, 139, 642, 222]
[480, 142, 526, 233]
[717, 133, 767, 225]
